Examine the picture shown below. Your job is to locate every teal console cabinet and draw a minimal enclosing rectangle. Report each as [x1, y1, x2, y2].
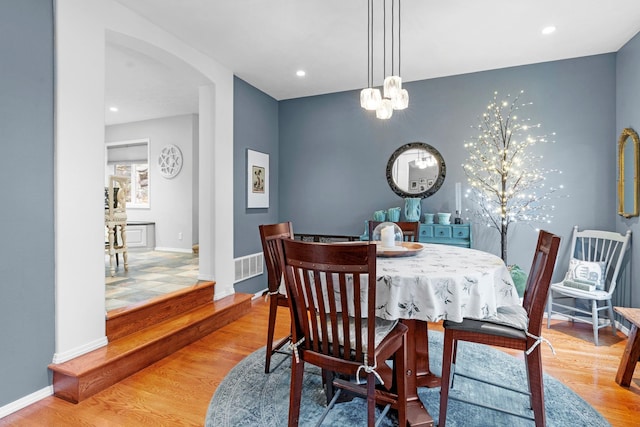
[418, 223, 472, 248]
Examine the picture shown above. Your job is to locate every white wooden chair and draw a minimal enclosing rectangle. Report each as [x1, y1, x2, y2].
[105, 175, 129, 277]
[546, 226, 631, 345]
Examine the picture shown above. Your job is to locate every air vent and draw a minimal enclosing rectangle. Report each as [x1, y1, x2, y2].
[234, 252, 264, 283]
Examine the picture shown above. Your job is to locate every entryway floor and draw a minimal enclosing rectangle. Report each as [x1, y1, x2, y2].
[105, 250, 199, 312]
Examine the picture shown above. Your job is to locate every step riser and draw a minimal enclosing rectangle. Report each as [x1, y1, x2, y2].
[50, 293, 252, 403]
[106, 281, 215, 341]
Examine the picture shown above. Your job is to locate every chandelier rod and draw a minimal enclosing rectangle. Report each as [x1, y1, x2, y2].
[383, 0, 386, 80]
[391, 0, 395, 76]
[366, 0, 371, 88]
[398, 0, 401, 77]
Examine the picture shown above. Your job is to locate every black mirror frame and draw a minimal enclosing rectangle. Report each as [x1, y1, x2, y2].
[386, 142, 446, 199]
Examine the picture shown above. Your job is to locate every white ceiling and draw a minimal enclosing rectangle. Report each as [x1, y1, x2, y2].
[106, 0, 640, 125]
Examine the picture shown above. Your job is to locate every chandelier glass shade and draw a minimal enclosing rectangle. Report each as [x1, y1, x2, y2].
[376, 98, 394, 119]
[360, 87, 382, 110]
[383, 75, 402, 99]
[392, 88, 409, 110]
[360, 0, 408, 119]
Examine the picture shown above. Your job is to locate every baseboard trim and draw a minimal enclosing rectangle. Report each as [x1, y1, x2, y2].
[0, 386, 53, 419]
[154, 247, 192, 253]
[51, 336, 108, 364]
[213, 288, 235, 301]
[253, 289, 268, 300]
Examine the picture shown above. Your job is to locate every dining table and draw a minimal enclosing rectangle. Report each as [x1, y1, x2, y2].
[373, 242, 520, 426]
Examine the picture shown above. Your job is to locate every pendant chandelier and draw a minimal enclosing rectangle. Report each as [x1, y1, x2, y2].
[360, 0, 409, 119]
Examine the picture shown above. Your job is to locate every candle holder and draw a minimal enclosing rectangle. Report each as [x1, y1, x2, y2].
[454, 210, 463, 224]
[371, 222, 403, 248]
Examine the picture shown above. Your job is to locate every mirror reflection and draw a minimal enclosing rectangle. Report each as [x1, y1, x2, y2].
[386, 142, 446, 198]
[618, 127, 639, 218]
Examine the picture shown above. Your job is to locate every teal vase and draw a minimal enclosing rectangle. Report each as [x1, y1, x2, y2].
[404, 198, 421, 222]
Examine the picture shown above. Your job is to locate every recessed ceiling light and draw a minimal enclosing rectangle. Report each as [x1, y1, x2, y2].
[542, 26, 556, 35]
[109, 106, 119, 112]
[296, 70, 306, 77]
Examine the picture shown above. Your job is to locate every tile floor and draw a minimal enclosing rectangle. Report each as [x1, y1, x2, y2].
[105, 249, 200, 312]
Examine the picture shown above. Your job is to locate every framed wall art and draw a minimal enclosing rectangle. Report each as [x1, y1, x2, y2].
[247, 149, 269, 208]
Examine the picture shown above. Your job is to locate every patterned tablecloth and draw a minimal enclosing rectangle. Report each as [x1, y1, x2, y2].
[375, 243, 520, 323]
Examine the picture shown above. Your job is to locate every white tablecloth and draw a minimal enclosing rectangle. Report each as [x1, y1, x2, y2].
[375, 243, 519, 323]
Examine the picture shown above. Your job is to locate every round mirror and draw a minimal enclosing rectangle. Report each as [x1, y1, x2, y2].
[386, 142, 446, 198]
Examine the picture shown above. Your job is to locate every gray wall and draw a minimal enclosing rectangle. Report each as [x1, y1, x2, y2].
[233, 77, 280, 294]
[278, 54, 617, 277]
[616, 31, 640, 309]
[0, 0, 55, 407]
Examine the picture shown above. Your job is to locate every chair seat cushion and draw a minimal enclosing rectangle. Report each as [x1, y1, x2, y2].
[444, 305, 528, 340]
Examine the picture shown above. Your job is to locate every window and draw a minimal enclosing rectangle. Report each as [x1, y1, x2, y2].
[106, 139, 149, 208]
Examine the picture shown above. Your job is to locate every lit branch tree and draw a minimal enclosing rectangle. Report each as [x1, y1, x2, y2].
[463, 90, 562, 265]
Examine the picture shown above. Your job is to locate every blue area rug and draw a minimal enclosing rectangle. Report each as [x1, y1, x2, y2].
[205, 331, 610, 426]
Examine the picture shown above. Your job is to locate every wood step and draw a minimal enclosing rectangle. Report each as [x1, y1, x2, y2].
[49, 292, 253, 403]
[106, 281, 215, 341]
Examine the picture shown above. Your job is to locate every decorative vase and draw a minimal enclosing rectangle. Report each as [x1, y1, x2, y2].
[373, 210, 387, 222]
[387, 207, 401, 222]
[437, 212, 451, 225]
[404, 198, 421, 222]
[423, 213, 435, 224]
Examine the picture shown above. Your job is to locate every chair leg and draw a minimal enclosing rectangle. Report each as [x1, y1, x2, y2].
[438, 330, 456, 427]
[107, 226, 116, 277]
[322, 369, 335, 404]
[591, 299, 599, 346]
[120, 224, 128, 271]
[395, 336, 407, 427]
[525, 345, 546, 427]
[607, 303, 617, 335]
[265, 295, 279, 373]
[546, 293, 552, 329]
[288, 358, 305, 427]
[367, 372, 376, 427]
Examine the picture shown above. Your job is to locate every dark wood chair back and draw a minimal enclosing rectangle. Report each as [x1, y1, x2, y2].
[522, 230, 561, 336]
[259, 221, 294, 295]
[282, 239, 377, 365]
[279, 239, 407, 426]
[368, 220, 420, 242]
[258, 221, 294, 373]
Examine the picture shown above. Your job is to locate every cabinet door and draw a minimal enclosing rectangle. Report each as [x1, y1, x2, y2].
[433, 225, 453, 239]
[451, 225, 470, 240]
[126, 225, 147, 248]
[419, 224, 434, 239]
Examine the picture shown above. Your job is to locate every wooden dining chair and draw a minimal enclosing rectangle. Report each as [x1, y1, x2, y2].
[546, 226, 631, 345]
[368, 220, 420, 242]
[105, 175, 129, 277]
[279, 239, 408, 427]
[258, 222, 294, 373]
[439, 230, 561, 427]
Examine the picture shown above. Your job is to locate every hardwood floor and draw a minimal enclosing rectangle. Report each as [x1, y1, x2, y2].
[2, 298, 640, 426]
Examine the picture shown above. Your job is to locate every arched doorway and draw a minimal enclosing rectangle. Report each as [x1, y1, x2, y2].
[54, 1, 235, 362]
[104, 32, 208, 311]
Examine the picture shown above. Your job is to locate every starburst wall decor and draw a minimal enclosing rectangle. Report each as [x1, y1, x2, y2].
[158, 144, 183, 179]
